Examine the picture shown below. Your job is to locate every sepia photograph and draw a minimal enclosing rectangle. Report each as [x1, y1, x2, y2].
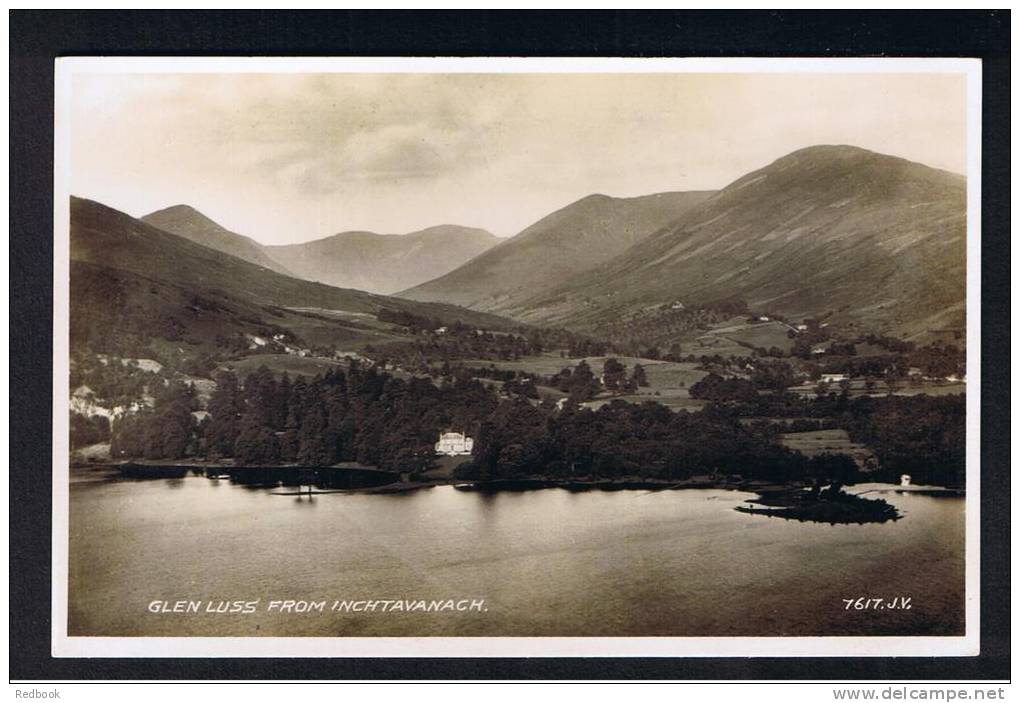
[50, 56, 981, 659]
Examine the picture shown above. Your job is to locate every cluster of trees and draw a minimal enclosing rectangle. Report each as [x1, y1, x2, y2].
[70, 413, 111, 449]
[456, 397, 848, 484]
[855, 332, 916, 354]
[689, 373, 758, 402]
[587, 302, 747, 351]
[111, 364, 500, 474]
[110, 381, 199, 459]
[70, 354, 161, 408]
[544, 358, 649, 401]
[697, 389, 966, 487]
[790, 326, 833, 359]
[375, 307, 446, 332]
[748, 360, 797, 392]
[374, 310, 611, 360]
[547, 360, 602, 401]
[842, 394, 965, 486]
[369, 322, 617, 376]
[448, 364, 518, 383]
[794, 342, 964, 381]
[368, 331, 540, 372]
[635, 344, 684, 361]
[908, 342, 965, 378]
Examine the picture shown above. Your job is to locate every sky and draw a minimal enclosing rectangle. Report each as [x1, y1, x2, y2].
[69, 70, 968, 245]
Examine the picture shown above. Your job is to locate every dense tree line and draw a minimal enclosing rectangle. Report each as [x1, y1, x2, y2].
[697, 389, 966, 487]
[104, 358, 965, 487]
[70, 413, 111, 449]
[457, 398, 825, 484]
[689, 373, 759, 402]
[110, 380, 199, 459]
[70, 354, 162, 408]
[546, 360, 602, 401]
[369, 323, 613, 373]
[841, 395, 965, 486]
[113, 363, 500, 474]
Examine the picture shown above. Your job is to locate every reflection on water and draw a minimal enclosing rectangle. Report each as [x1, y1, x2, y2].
[68, 475, 965, 637]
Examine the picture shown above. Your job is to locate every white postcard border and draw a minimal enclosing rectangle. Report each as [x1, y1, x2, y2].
[51, 55, 983, 659]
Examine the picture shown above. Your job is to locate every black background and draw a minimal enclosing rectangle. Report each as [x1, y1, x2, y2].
[9, 10, 1010, 681]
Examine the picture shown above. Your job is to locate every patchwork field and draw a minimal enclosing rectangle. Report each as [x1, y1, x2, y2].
[457, 353, 710, 411]
[694, 320, 797, 356]
[779, 429, 876, 470]
[225, 353, 347, 378]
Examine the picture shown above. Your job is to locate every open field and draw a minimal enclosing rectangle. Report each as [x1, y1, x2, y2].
[779, 429, 876, 469]
[280, 307, 408, 349]
[582, 387, 706, 412]
[457, 353, 710, 411]
[225, 353, 347, 378]
[694, 319, 797, 356]
[458, 354, 707, 384]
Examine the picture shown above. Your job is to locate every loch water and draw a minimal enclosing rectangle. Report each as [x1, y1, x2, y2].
[68, 473, 965, 637]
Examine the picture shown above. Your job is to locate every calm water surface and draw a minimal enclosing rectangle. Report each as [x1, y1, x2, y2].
[68, 474, 964, 637]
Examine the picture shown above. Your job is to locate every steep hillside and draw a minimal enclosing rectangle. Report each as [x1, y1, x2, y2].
[398, 190, 713, 312]
[266, 225, 499, 294]
[515, 146, 967, 339]
[142, 204, 294, 276]
[70, 197, 519, 358]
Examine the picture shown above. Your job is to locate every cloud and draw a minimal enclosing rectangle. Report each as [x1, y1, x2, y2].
[69, 71, 967, 244]
[124, 74, 511, 195]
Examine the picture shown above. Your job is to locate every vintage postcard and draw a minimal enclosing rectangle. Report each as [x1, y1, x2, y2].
[52, 56, 981, 658]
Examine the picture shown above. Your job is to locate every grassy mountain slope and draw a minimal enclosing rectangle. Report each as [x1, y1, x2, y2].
[514, 146, 967, 339]
[142, 204, 294, 276]
[266, 225, 499, 294]
[397, 190, 713, 312]
[71, 197, 520, 358]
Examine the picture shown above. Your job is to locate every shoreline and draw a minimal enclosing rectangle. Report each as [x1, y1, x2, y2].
[70, 463, 963, 497]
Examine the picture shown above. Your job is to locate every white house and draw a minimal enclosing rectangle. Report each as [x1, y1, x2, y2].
[435, 431, 474, 456]
[820, 373, 849, 384]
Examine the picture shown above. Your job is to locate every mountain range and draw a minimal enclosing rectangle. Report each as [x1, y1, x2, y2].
[143, 205, 499, 295]
[142, 204, 296, 277]
[399, 190, 713, 311]
[265, 225, 499, 294]
[402, 145, 967, 339]
[71, 197, 516, 356]
[74, 144, 967, 356]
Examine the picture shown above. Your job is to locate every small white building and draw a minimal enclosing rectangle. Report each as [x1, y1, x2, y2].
[900, 474, 912, 487]
[435, 431, 474, 456]
[820, 373, 849, 383]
